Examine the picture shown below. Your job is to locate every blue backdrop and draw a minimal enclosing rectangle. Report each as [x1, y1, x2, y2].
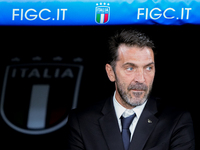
[0, 0, 199, 25]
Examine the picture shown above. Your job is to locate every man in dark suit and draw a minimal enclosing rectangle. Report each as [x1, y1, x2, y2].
[66, 29, 195, 150]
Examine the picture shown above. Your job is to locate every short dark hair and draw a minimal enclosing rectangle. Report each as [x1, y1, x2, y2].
[108, 29, 155, 69]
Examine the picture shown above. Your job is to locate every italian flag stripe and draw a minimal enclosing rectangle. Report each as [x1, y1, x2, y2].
[100, 14, 104, 23]
[96, 14, 100, 23]
[104, 14, 108, 23]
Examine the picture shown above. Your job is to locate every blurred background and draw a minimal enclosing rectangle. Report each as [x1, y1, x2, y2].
[0, 25, 199, 149]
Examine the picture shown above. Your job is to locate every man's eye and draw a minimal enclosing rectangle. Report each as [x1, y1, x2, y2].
[146, 66, 152, 71]
[127, 67, 133, 71]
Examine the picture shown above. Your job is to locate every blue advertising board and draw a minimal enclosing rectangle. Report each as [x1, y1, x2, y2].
[0, 0, 199, 25]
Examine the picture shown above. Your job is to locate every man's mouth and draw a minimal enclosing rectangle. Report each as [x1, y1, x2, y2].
[132, 89, 144, 91]
[131, 89, 145, 92]
[131, 90, 144, 97]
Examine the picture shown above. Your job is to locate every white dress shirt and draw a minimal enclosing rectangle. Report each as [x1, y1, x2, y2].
[113, 91, 147, 141]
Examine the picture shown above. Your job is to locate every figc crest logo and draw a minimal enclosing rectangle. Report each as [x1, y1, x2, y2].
[0, 59, 83, 135]
[95, 3, 110, 24]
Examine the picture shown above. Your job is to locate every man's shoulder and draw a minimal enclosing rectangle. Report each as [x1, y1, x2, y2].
[69, 96, 112, 119]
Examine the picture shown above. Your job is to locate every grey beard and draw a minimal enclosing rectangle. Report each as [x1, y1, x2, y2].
[117, 82, 152, 107]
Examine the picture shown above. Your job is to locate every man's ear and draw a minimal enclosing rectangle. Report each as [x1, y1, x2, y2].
[105, 64, 116, 82]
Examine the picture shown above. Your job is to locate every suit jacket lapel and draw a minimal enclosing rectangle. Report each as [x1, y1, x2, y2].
[129, 98, 159, 150]
[99, 97, 125, 150]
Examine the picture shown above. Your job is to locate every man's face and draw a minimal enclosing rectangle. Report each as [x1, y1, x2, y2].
[106, 44, 155, 108]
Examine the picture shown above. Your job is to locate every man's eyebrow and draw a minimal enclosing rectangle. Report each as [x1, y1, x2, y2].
[122, 62, 138, 67]
[122, 62, 155, 67]
[144, 62, 155, 67]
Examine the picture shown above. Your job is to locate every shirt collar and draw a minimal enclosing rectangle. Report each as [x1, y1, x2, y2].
[113, 91, 147, 119]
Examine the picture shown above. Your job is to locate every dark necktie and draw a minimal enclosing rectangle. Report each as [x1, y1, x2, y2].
[120, 113, 136, 150]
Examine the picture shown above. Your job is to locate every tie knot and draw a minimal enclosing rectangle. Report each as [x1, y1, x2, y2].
[121, 111, 135, 129]
[122, 109, 135, 118]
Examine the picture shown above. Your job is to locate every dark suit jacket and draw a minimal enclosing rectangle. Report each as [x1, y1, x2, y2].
[66, 96, 195, 150]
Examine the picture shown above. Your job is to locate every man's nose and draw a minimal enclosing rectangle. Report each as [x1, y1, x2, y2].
[134, 68, 145, 83]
